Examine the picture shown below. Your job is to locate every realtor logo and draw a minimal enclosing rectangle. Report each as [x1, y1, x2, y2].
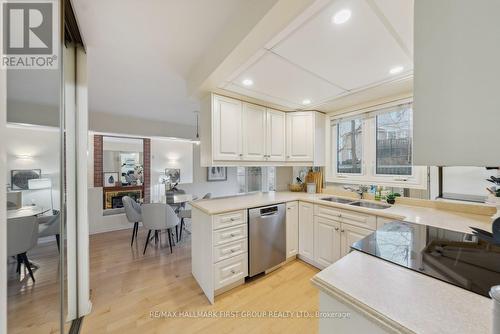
[1, 0, 59, 69]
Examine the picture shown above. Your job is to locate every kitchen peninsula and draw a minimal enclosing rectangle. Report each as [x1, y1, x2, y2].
[190, 191, 495, 308]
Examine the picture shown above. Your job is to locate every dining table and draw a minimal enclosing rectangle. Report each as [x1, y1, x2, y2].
[7, 206, 50, 220]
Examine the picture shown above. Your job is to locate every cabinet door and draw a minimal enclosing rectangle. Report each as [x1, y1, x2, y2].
[340, 224, 372, 258]
[242, 103, 266, 160]
[298, 201, 314, 261]
[314, 216, 341, 268]
[266, 109, 286, 161]
[213, 95, 242, 161]
[286, 112, 313, 161]
[286, 201, 299, 258]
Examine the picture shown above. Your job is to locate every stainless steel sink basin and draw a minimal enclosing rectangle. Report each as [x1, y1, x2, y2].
[349, 201, 390, 209]
[320, 197, 356, 204]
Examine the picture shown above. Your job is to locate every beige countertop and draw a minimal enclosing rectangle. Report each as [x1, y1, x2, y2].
[312, 251, 493, 334]
[192, 191, 496, 333]
[190, 191, 493, 233]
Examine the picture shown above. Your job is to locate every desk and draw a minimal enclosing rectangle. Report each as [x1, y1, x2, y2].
[7, 206, 49, 220]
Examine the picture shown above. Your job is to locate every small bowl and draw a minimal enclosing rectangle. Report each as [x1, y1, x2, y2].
[289, 184, 304, 192]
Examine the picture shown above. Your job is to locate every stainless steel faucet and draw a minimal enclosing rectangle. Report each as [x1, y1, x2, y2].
[343, 185, 369, 199]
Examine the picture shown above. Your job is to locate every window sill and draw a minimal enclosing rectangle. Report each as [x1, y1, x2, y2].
[326, 176, 426, 190]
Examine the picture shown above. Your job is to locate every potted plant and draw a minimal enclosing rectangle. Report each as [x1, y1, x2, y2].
[386, 192, 401, 205]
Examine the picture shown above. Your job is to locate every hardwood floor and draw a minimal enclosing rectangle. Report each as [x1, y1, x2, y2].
[7, 239, 62, 334]
[81, 228, 320, 334]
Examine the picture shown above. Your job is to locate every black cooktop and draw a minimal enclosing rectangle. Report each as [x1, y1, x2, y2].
[351, 221, 500, 298]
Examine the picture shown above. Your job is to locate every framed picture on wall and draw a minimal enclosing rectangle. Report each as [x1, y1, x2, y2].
[165, 168, 180, 184]
[207, 167, 227, 181]
[103, 172, 119, 187]
[10, 169, 41, 190]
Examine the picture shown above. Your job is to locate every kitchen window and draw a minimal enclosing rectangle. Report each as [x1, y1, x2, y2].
[328, 100, 427, 189]
[376, 105, 413, 176]
[337, 118, 362, 174]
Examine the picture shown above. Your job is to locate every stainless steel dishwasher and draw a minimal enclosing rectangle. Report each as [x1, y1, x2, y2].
[248, 203, 286, 277]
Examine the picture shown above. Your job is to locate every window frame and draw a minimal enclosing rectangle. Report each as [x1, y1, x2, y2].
[374, 105, 413, 177]
[335, 116, 364, 176]
[327, 100, 428, 189]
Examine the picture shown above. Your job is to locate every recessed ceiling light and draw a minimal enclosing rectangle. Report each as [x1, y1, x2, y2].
[302, 99, 311, 105]
[242, 79, 253, 86]
[332, 9, 351, 25]
[389, 66, 404, 75]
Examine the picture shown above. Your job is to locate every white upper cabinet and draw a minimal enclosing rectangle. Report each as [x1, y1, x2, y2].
[212, 95, 242, 161]
[242, 103, 266, 160]
[201, 94, 325, 166]
[286, 112, 313, 161]
[265, 109, 286, 161]
[286, 111, 325, 165]
[414, 0, 500, 166]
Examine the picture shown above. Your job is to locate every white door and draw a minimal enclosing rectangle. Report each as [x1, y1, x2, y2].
[340, 224, 372, 258]
[314, 216, 341, 268]
[213, 95, 242, 161]
[266, 109, 286, 161]
[286, 112, 313, 161]
[298, 201, 314, 261]
[242, 102, 266, 160]
[286, 201, 299, 258]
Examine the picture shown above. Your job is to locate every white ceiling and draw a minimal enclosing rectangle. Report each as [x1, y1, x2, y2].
[72, 0, 276, 125]
[220, 0, 414, 111]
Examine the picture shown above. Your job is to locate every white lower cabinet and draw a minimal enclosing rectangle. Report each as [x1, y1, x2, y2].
[340, 223, 373, 258]
[286, 201, 299, 258]
[298, 201, 314, 261]
[314, 216, 342, 268]
[296, 203, 382, 269]
[214, 253, 248, 290]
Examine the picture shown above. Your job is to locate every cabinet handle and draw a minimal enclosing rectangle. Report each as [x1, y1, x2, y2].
[230, 218, 236, 221]
[231, 269, 236, 274]
[334, 227, 339, 231]
[341, 229, 345, 233]
[230, 233, 235, 237]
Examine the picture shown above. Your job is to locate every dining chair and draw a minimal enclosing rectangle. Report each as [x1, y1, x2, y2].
[141, 203, 179, 254]
[122, 196, 142, 246]
[37, 210, 61, 252]
[177, 193, 211, 242]
[8, 216, 39, 282]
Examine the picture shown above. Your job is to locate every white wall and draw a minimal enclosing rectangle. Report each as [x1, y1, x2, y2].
[90, 111, 196, 140]
[443, 167, 493, 197]
[151, 137, 194, 201]
[180, 145, 239, 199]
[5, 124, 60, 211]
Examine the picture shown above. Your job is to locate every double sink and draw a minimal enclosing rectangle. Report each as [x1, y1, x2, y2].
[320, 196, 391, 210]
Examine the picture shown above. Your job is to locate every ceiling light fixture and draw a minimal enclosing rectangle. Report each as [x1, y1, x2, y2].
[242, 79, 253, 86]
[332, 9, 351, 25]
[193, 111, 200, 145]
[389, 66, 404, 75]
[302, 99, 312, 105]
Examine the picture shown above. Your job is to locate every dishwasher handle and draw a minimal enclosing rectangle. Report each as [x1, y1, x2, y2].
[260, 212, 279, 217]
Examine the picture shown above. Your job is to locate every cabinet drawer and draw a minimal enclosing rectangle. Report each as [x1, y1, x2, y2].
[213, 210, 247, 230]
[314, 205, 342, 220]
[213, 224, 247, 246]
[340, 210, 376, 230]
[214, 253, 248, 290]
[213, 239, 247, 263]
